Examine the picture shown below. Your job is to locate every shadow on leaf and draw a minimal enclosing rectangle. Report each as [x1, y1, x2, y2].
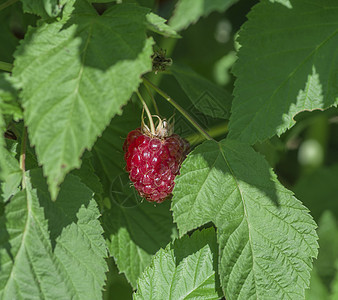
[30, 168, 92, 250]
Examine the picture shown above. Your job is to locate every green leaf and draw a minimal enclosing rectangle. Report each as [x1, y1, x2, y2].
[172, 139, 318, 299]
[137, 0, 154, 8]
[146, 12, 181, 38]
[0, 7, 19, 63]
[103, 257, 133, 300]
[293, 165, 338, 221]
[0, 73, 22, 121]
[0, 145, 21, 201]
[103, 191, 175, 288]
[0, 82, 21, 199]
[169, 0, 238, 31]
[0, 169, 107, 299]
[171, 64, 232, 119]
[0, 73, 17, 102]
[21, 0, 64, 18]
[270, 0, 292, 9]
[228, 0, 338, 144]
[12, 1, 153, 199]
[71, 151, 103, 196]
[134, 227, 221, 300]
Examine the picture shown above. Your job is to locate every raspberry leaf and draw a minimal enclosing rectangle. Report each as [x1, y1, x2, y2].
[169, 0, 239, 31]
[134, 227, 221, 300]
[0, 7, 20, 62]
[172, 139, 318, 299]
[146, 12, 181, 38]
[103, 197, 175, 288]
[21, 0, 64, 18]
[171, 63, 232, 119]
[0, 169, 107, 299]
[0, 143, 21, 201]
[0, 78, 21, 198]
[228, 0, 338, 144]
[12, 1, 153, 199]
[0, 73, 22, 122]
[71, 151, 103, 196]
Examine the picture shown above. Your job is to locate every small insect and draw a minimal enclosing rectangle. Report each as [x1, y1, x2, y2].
[4, 130, 17, 140]
[151, 48, 172, 74]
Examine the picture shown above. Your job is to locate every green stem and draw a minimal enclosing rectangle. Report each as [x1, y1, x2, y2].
[144, 82, 160, 116]
[143, 77, 213, 141]
[186, 122, 228, 145]
[20, 126, 27, 189]
[0, 0, 18, 11]
[136, 91, 156, 135]
[0, 61, 13, 73]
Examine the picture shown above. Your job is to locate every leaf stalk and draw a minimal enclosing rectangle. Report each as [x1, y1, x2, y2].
[0, 61, 13, 73]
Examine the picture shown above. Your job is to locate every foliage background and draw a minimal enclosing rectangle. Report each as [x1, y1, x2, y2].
[0, 0, 337, 299]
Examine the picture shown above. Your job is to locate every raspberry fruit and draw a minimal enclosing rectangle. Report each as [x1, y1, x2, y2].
[123, 119, 189, 203]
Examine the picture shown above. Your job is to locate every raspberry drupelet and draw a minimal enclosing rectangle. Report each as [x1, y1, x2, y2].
[123, 118, 189, 203]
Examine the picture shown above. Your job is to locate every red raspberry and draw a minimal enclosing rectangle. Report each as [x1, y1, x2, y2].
[123, 125, 189, 203]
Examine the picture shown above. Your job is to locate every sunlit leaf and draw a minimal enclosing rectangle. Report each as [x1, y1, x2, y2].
[172, 139, 318, 299]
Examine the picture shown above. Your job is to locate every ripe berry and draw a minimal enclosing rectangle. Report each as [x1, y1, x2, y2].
[123, 119, 189, 203]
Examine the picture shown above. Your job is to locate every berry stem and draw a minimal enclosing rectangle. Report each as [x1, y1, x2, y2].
[144, 82, 160, 116]
[136, 90, 156, 135]
[0, 61, 13, 73]
[143, 77, 213, 141]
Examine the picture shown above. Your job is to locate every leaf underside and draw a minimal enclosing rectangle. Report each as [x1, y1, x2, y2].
[171, 63, 232, 120]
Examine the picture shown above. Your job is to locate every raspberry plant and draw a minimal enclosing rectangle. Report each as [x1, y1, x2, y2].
[0, 0, 337, 299]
